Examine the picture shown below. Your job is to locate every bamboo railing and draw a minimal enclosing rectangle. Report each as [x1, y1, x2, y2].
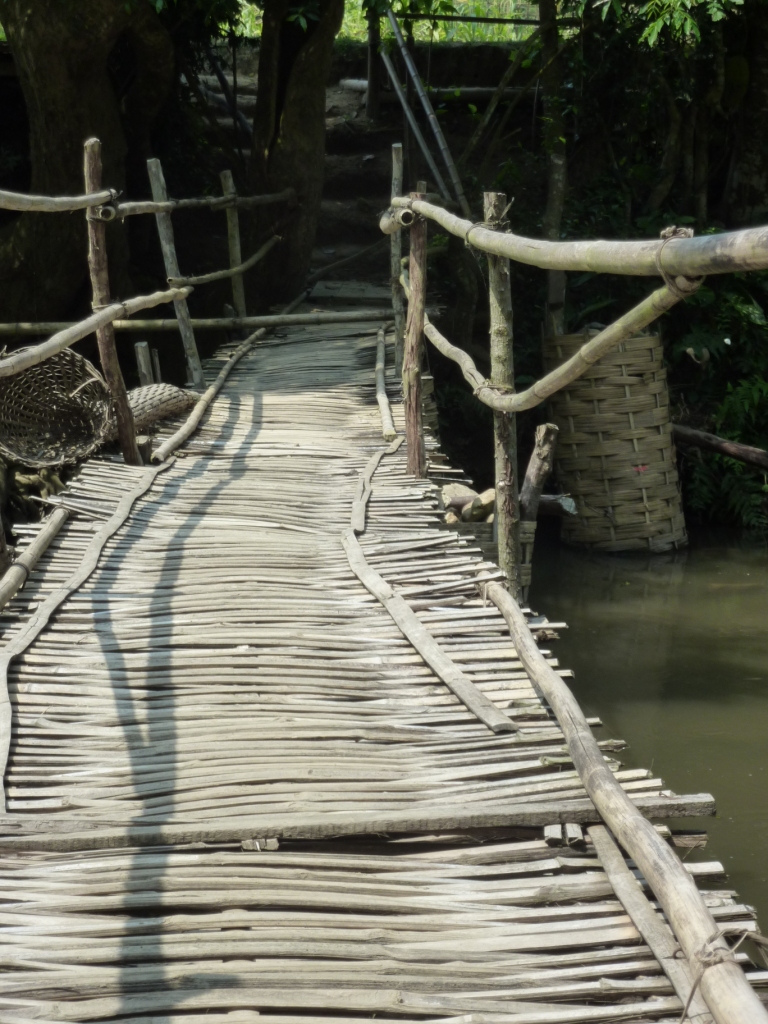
[380, 177, 768, 1024]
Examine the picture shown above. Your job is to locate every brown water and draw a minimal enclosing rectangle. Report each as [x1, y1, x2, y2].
[529, 524, 768, 927]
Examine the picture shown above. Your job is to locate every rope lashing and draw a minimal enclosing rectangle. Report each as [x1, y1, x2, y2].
[677, 926, 768, 1022]
[656, 226, 705, 300]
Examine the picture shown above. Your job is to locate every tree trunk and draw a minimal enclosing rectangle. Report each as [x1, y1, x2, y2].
[0, 0, 173, 322]
[248, 0, 345, 303]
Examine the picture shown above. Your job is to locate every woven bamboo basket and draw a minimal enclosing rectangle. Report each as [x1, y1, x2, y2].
[542, 330, 687, 553]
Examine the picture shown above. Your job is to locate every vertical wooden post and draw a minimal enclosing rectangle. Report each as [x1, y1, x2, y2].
[403, 191, 427, 478]
[134, 341, 154, 386]
[366, 11, 381, 121]
[485, 191, 520, 597]
[146, 158, 205, 388]
[83, 139, 141, 466]
[220, 169, 247, 320]
[151, 347, 162, 383]
[391, 143, 405, 376]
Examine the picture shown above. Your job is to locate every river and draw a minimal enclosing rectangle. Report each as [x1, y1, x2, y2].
[529, 523, 768, 929]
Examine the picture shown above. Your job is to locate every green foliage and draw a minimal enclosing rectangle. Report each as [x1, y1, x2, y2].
[576, 0, 743, 44]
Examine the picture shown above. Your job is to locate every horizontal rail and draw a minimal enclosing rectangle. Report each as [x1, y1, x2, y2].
[111, 187, 296, 219]
[0, 286, 192, 377]
[168, 235, 281, 287]
[673, 423, 768, 471]
[484, 579, 768, 1024]
[386, 196, 768, 277]
[0, 187, 117, 213]
[423, 282, 686, 413]
[0, 309, 394, 336]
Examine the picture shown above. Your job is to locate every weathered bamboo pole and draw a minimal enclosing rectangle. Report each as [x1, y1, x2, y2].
[375, 326, 396, 441]
[386, 9, 471, 217]
[482, 581, 768, 1024]
[0, 287, 191, 376]
[378, 52, 451, 201]
[168, 235, 279, 289]
[0, 308, 394, 336]
[485, 192, 519, 597]
[0, 508, 69, 613]
[113, 188, 296, 218]
[403, 194, 427, 478]
[388, 196, 768, 278]
[151, 348, 162, 383]
[0, 186, 116, 213]
[391, 143, 406, 375]
[220, 170, 248, 319]
[146, 158, 205, 387]
[134, 341, 154, 386]
[83, 139, 141, 466]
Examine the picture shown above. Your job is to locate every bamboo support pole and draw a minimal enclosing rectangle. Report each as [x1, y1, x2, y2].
[403, 195, 427, 478]
[0, 186, 117, 212]
[0, 308, 393, 336]
[112, 188, 296, 218]
[146, 158, 205, 387]
[151, 347, 162, 383]
[485, 192, 520, 598]
[0, 287, 191, 377]
[168, 235, 280, 289]
[0, 507, 69, 613]
[379, 52, 451, 201]
[388, 195, 768, 278]
[481, 580, 768, 1024]
[134, 341, 154, 386]
[83, 138, 141, 466]
[220, 170, 248, 319]
[391, 143, 406, 375]
[386, 9, 471, 217]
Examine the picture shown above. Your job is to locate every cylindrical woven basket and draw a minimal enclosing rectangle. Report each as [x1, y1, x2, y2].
[0, 348, 112, 468]
[542, 331, 687, 553]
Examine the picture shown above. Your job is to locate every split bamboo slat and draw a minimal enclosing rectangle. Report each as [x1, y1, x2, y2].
[542, 331, 687, 552]
[0, 302, 763, 1021]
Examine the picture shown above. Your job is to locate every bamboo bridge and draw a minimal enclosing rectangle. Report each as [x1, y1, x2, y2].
[0, 146, 767, 1024]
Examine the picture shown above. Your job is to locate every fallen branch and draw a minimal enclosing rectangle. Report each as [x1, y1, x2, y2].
[673, 423, 768, 472]
[520, 423, 559, 520]
[0, 187, 116, 213]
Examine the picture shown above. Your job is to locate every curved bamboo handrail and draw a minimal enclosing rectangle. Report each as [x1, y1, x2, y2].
[0, 187, 117, 212]
[0, 286, 192, 378]
[168, 235, 281, 288]
[384, 196, 768, 277]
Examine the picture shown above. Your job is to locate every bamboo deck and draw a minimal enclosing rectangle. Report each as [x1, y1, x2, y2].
[0, 312, 764, 1021]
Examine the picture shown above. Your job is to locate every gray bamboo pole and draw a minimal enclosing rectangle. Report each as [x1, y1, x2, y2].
[134, 341, 154, 386]
[114, 188, 295, 217]
[391, 143, 406, 376]
[386, 8, 471, 217]
[403, 192, 427, 478]
[151, 348, 162, 383]
[220, 170, 248, 319]
[379, 51, 451, 201]
[0, 186, 116, 212]
[485, 192, 519, 597]
[146, 158, 205, 388]
[83, 138, 141, 466]
[483, 581, 768, 1024]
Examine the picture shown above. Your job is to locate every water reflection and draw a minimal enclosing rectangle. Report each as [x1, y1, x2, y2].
[530, 522, 768, 926]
